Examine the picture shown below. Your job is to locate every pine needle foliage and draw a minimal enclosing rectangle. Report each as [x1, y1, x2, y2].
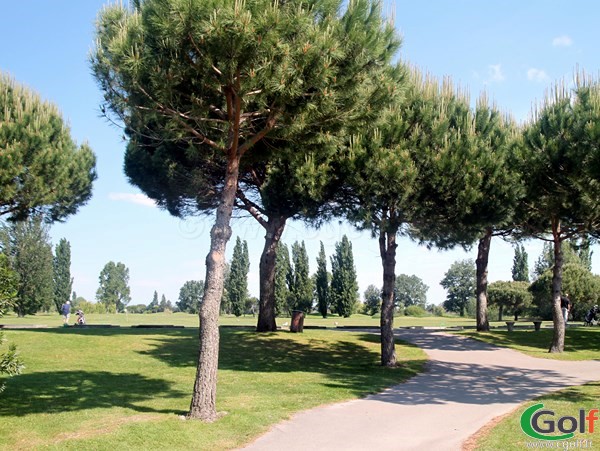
[0, 73, 96, 222]
[519, 71, 600, 352]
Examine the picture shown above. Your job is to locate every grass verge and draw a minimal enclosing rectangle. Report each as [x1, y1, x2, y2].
[469, 382, 600, 450]
[0, 328, 426, 450]
[461, 327, 600, 449]
[0, 311, 510, 329]
[459, 327, 600, 361]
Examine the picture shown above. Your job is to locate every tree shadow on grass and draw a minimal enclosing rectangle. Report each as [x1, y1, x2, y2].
[0, 370, 186, 417]
[138, 329, 425, 397]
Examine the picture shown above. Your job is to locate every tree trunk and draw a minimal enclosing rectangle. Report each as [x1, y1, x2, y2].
[188, 154, 240, 421]
[256, 216, 287, 332]
[498, 305, 503, 321]
[549, 218, 565, 353]
[475, 228, 492, 332]
[379, 227, 397, 367]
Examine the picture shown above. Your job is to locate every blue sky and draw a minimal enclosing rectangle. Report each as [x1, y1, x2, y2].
[1, 1, 599, 307]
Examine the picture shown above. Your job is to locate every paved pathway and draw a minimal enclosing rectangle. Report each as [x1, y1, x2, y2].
[241, 329, 600, 450]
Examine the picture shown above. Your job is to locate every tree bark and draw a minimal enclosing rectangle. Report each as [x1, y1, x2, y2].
[498, 305, 503, 321]
[188, 154, 240, 421]
[379, 227, 397, 367]
[549, 218, 565, 353]
[475, 228, 492, 332]
[256, 216, 287, 332]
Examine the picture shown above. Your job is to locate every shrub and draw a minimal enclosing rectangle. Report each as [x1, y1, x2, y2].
[404, 305, 428, 317]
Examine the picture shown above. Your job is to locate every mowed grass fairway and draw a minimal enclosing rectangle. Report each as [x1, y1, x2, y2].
[0, 311, 510, 329]
[0, 327, 426, 450]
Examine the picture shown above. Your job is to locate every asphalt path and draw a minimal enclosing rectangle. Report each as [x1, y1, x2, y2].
[240, 329, 600, 450]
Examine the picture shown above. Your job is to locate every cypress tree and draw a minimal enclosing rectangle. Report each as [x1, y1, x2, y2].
[274, 243, 291, 317]
[330, 235, 359, 318]
[512, 244, 530, 282]
[225, 238, 250, 317]
[315, 242, 329, 318]
[289, 241, 313, 314]
[148, 291, 159, 313]
[0, 217, 54, 316]
[53, 238, 73, 314]
[0, 253, 22, 391]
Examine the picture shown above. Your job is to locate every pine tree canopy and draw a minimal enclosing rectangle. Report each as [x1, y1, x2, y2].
[519, 74, 600, 240]
[92, 0, 401, 217]
[0, 72, 97, 222]
[340, 67, 521, 248]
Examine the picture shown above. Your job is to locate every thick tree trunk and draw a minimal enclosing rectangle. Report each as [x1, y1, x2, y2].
[475, 228, 492, 332]
[549, 218, 565, 353]
[256, 216, 287, 332]
[498, 305, 503, 321]
[379, 228, 397, 367]
[188, 155, 240, 421]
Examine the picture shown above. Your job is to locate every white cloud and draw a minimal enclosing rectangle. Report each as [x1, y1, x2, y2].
[527, 68, 550, 83]
[108, 192, 157, 207]
[552, 35, 573, 47]
[487, 64, 505, 83]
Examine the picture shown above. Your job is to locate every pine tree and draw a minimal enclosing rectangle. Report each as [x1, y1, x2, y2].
[289, 241, 313, 314]
[330, 236, 359, 318]
[315, 242, 329, 318]
[225, 238, 250, 317]
[0, 217, 54, 316]
[53, 238, 73, 314]
[92, 0, 401, 421]
[338, 69, 513, 363]
[512, 244, 530, 282]
[0, 72, 96, 222]
[519, 75, 600, 352]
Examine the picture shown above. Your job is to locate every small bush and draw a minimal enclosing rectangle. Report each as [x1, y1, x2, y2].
[404, 305, 428, 317]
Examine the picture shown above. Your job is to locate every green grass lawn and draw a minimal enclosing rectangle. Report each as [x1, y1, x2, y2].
[0, 310, 509, 329]
[0, 327, 426, 450]
[471, 382, 600, 450]
[459, 326, 600, 360]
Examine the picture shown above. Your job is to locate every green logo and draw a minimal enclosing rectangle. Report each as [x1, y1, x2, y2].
[521, 403, 600, 441]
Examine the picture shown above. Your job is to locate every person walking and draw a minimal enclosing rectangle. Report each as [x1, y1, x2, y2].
[560, 293, 571, 326]
[61, 300, 71, 325]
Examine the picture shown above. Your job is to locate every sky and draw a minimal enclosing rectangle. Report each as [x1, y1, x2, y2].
[1, 1, 599, 308]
